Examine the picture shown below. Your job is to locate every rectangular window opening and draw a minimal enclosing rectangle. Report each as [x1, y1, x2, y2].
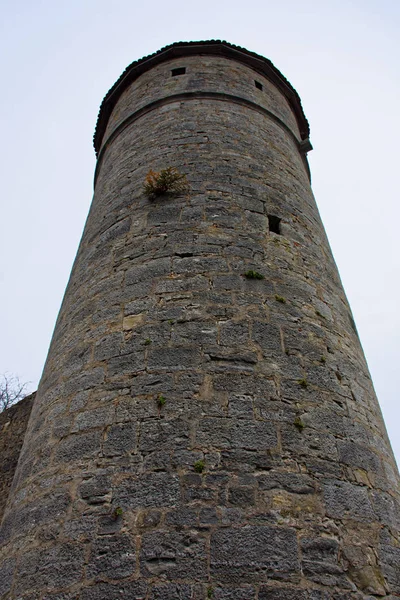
[255, 80, 263, 90]
[171, 67, 186, 77]
[268, 215, 281, 234]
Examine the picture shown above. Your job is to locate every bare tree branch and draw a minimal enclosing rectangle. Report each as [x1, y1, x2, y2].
[0, 374, 29, 412]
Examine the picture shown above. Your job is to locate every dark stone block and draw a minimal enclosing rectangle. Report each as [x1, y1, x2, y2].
[228, 486, 256, 507]
[259, 587, 308, 600]
[0, 491, 71, 544]
[199, 507, 219, 525]
[379, 531, 400, 593]
[103, 422, 137, 456]
[232, 420, 277, 450]
[213, 587, 256, 599]
[148, 347, 201, 370]
[323, 480, 374, 521]
[115, 473, 180, 508]
[54, 431, 102, 463]
[140, 531, 207, 580]
[79, 474, 111, 504]
[87, 534, 136, 580]
[220, 321, 249, 346]
[257, 472, 315, 494]
[148, 584, 204, 599]
[139, 419, 190, 454]
[81, 582, 147, 599]
[252, 322, 282, 353]
[15, 543, 85, 594]
[337, 440, 381, 474]
[0, 557, 15, 597]
[300, 537, 351, 587]
[371, 491, 400, 530]
[210, 526, 300, 582]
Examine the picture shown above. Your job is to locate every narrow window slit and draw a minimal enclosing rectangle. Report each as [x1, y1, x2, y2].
[171, 67, 186, 77]
[255, 80, 263, 90]
[268, 215, 281, 234]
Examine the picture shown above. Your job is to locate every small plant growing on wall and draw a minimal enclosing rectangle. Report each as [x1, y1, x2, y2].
[144, 167, 189, 199]
[157, 394, 166, 408]
[194, 459, 205, 473]
[294, 417, 305, 432]
[298, 378, 308, 389]
[244, 270, 264, 280]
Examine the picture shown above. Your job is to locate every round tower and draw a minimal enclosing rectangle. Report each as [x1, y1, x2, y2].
[1, 41, 399, 599]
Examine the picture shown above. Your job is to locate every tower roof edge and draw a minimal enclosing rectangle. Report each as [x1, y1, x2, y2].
[93, 40, 310, 155]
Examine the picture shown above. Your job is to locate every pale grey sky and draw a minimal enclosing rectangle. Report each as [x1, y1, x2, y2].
[1, 0, 399, 462]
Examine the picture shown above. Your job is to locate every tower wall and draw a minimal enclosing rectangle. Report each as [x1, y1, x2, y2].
[1, 42, 399, 599]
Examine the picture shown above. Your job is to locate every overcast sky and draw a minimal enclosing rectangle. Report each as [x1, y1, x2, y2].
[1, 0, 399, 463]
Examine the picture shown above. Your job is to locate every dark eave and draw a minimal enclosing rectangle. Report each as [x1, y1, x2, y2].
[93, 40, 310, 155]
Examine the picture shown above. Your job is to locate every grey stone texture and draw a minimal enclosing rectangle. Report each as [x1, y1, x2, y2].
[0, 394, 34, 522]
[1, 41, 399, 599]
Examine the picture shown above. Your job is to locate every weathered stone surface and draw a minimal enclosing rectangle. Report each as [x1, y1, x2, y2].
[323, 480, 374, 521]
[140, 530, 208, 580]
[0, 394, 34, 522]
[1, 41, 399, 600]
[87, 534, 136, 580]
[114, 473, 181, 508]
[80, 582, 147, 599]
[210, 526, 300, 582]
[15, 543, 85, 595]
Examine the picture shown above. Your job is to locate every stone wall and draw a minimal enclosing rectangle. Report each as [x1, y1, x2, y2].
[0, 43, 399, 599]
[0, 394, 34, 523]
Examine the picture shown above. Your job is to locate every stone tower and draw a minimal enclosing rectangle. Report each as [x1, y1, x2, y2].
[1, 41, 399, 599]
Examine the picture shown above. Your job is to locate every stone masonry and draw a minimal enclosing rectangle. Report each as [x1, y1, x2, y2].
[0, 394, 34, 523]
[0, 41, 399, 599]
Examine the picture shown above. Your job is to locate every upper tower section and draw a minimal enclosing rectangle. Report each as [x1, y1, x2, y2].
[94, 40, 312, 168]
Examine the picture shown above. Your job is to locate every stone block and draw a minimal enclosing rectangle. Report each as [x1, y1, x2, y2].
[87, 534, 136, 580]
[54, 430, 102, 463]
[165, 507, 197, 528]
[103, 422, 137, 456]
[210, 526, 300, 582]
[80, 582, 147, 600]
[259, 587, 308, 600]
[228, 486, 256, 507]
[115, 472, 180, 508]
[15, 543, 85, 595]
[213, 587, 256, 599]
[125, 257, 171, 286]
[72, 405, 113, 433]
[148, 584, 201, 600]
[337, 440, 381, 474]
[257, 472, 315, 495]
[173, 256, 228, 275]
[148, 347, 201, 370]
[79, 473, 111, 504]
[141, 530, 207, 580]
[252, 322, 282, 354]
[323, 480, 374, 521]
[0, 557, 15, 597]
[232, 420, 277, 450]
[219, 321, 249, 347]
[139, 419, 190, 454]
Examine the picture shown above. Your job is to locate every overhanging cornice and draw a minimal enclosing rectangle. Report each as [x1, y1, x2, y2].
[93, 40, 310, 156]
